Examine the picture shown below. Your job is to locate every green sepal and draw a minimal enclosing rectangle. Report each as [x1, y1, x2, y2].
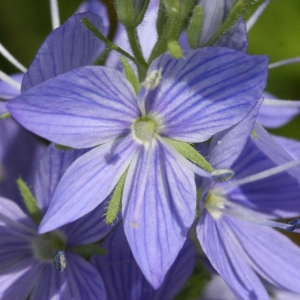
[106, 168, 129, 225]
[0, 112, 11, 120]
[121, 56, 141, 94]
[167, 40, 183, 58]
[163, 137, 214, 173]
[68, 244, 107, 260]
[206, 0, 244, 46]
[16, 178, 42, 224]
[187, 5, 203, 49]
[114, 0, 136, 26]
[156, 0, 168, 37]
[55, 144, 74, 150]
[134, 0, 151, 27]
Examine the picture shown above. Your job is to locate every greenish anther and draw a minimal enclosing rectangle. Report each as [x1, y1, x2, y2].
[167, 40, 183, 58]
[106, 168, 129, 224]
[121, 56, 141, 94]
[16, 178, 42, 224]
[163, 137, 214, 173]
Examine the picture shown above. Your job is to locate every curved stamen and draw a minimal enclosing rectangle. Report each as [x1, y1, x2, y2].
[222, 159, 300, 188]
[0, 70, 21, 91]
[0, 43, 27, 73]
[49, 0, 60, 30]
[286, 219, 300, 232]
[246, 0, 271, 31]
[268, 57, 300, 69]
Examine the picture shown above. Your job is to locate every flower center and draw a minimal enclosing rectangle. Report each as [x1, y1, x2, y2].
[31, 230, 66, 262]
[132, 116, 158, 143]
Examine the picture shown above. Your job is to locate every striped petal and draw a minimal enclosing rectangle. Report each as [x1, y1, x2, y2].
[8, 66, 140, 148]
[33, 144, 88, 216]
[0, 119, 45, 207]
[146, 47, 268, 143]
[22, 13, 107, 92]
[208, 97, 262, 169]
[123, 140, 195, 288]
[228, 217, 300, 295]
[197, 210, 269, 299]
[31, 254, 106, 300]
[39, 136, 139, 233]
[0, 258, 44, 300]
[92, 224, 194, 300]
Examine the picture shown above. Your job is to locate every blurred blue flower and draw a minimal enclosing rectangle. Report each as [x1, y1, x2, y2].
[0, 145, 114, 299]
[8, 46, 267, 287]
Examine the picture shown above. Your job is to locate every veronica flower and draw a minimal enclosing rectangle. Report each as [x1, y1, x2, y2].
[8, 46, 267, 287]
[197, 116, 300, 299]
[92, 223, 195, 300]
[0, 144, 114, 299]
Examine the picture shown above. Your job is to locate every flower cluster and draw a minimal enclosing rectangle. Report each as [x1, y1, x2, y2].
[1, 0, 300, 299]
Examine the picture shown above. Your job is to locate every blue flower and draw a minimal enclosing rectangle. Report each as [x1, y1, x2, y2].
[197, 119, 300, 299]
[7, 46, 267, 287]
[92, 223, 195, 300]
[0, 145, 113, 299]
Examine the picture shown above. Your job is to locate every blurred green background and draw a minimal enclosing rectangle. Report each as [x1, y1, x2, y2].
[0, 0, 299, 133]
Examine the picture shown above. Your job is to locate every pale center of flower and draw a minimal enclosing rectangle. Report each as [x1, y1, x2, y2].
[31, 230, 66, 262]
[205, 191, 225, 219]
[132, 116, 159, 144]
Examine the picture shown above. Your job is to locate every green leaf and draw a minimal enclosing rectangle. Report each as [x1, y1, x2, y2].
[121, 56, 141, 94]
[163, 137, 214, 173]
[187, 5, 203, 49]
[68, 244, 107, 259]
[16, 178, 41, 224]
[106, 168, 129, 224]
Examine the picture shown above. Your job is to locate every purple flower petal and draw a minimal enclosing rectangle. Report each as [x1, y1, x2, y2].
[22, 13, 107, 92]
[274, 135, 300, 160]
[228, 217, 300, 295]
[0, 258, 44, 300]
[123, 141, 195, 288]
[8, 67, 140, 148]
[39, 136, 139, 233]
[214, 18, 248, 53]
[258, 93, 299, 128]
[92, 224, 194, 300]
[33, 144, 88, 216]
[147, 47, 268, 143]
[0, 102, 7, 114]
[0, 119, 45, 208]
[198, 0, 236, 45]
[197, 210, 269, 299]
[0, 73, 22, 99]
[208, 97, 262, 169]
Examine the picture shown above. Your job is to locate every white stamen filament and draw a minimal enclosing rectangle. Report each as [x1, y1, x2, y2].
[156, 134, 211, 178]
[0, 43, 27, 73]
[246, 0, 271, 31]
[206, 193, 288, 230]
[0, 69, 21, 90]
[263, 98, 300, 108]
[131, 133, 154, 228]
[223, 159, 300, 188]
[49, 0, 60, 30]
[268, 57, 300, 69]
[0, 212, 37, 235]
[136, 88, 147, 116]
